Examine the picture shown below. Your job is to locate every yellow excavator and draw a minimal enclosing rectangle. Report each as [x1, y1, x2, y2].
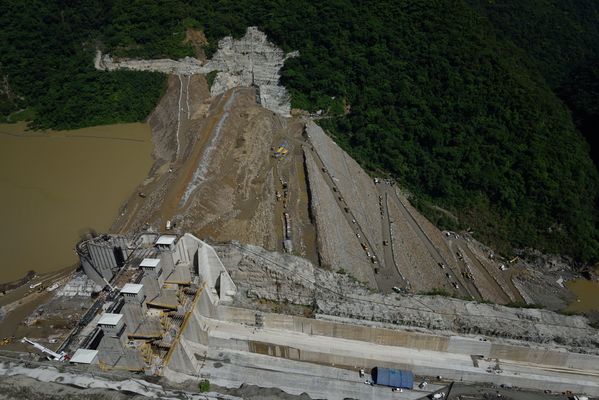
[274, 146, 289, 157]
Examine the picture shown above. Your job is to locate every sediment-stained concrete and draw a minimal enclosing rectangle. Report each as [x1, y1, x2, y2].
[167, 279, 599, 397]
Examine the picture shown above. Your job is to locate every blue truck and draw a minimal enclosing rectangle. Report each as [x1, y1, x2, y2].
[371, 367, 414, 389]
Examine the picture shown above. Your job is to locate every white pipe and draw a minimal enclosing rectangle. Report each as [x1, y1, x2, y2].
[21, 337, 65, 361]
[186, 75, 191, 120]
[175, 74, 183, 157]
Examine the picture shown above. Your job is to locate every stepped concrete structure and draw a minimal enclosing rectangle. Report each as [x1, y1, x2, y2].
[77, 234, 130, 287]
[75, 233, 599, 397]
[75, 232, 236, 372]
[165, 277, 599, 398]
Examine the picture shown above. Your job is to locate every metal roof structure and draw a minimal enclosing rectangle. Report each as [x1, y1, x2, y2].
[140, 258, 161, 268]
[121, 283, 143, 294]
[98, 313, 123, 326]
[156, 235, 177, 245]
[70, 349, 99, 364]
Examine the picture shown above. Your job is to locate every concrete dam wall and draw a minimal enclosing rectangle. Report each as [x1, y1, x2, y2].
[165, 288, 599, 396]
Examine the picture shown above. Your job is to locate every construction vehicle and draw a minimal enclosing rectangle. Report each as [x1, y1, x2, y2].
[0, 337, 12, 346]
[273, 146, 289, 157]
[273, 142, 289, 158]
[21, 337, 68, 361]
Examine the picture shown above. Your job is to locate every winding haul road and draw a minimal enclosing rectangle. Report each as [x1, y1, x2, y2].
[377, 182, 475, 298]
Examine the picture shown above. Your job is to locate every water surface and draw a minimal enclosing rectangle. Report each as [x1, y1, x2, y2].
[566, 278, 599, 312]
[0, 122, 153, 283]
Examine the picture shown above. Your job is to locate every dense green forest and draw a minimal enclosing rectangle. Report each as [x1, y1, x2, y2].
[1, 0, 598, 263]
[467, 0, 599, 167]
[0, 1, 166, 128]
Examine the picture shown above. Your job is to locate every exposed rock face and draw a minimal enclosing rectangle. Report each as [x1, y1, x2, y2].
[94, 51, 204, 75]
[94, 27, 297, 116]
[202, 27, 298, 116]
[214, 242, 599, 354]
[0, 362, 240, 400]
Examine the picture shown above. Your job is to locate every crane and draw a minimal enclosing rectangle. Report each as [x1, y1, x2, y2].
[21, 337, 68, 361]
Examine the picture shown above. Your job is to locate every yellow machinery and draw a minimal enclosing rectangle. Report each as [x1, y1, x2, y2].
[273, 142, 289, 158]
[276, 146, 288, 156]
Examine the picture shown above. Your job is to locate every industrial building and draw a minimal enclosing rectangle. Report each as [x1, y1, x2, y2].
[70, 232, 236, 373]
[77, 234, 130, 287]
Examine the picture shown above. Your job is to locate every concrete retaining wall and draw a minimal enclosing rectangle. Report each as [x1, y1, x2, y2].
[165, 288, 599, 395]
[204, 299, 599, 372]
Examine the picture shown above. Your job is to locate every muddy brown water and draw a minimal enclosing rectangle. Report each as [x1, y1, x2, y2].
[566, 278, 599, 312]
[0, 122, 153, 284]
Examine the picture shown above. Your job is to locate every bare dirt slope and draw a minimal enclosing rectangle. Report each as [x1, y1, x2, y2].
[113, 83, 317, 263]
[113, 77, 531, 302]
[108, 52, 559, 307]
[111, 74, 211, 234]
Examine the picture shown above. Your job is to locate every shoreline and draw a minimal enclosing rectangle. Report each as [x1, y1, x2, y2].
[0, 270, 35, 294]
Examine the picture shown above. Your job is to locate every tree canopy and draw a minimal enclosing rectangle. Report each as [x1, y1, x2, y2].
[1, 0, 597, 263]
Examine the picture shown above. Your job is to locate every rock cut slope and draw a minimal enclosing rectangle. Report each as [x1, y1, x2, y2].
[215, 242, 599, 354]
[95, 27, 297, 116]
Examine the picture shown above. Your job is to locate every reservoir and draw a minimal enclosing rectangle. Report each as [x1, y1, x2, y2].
[0, 122, 153, 284]
[566, 278, 599, 313]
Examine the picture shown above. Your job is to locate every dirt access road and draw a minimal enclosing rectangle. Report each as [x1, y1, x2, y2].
[305, 144, 395, 289]
[378, 181, 470, 297]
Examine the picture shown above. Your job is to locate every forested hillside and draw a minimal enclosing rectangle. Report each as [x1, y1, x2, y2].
[1, 0, 597, 263]
[467, 0, 599, 166]
[0, 1, 166, 128]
